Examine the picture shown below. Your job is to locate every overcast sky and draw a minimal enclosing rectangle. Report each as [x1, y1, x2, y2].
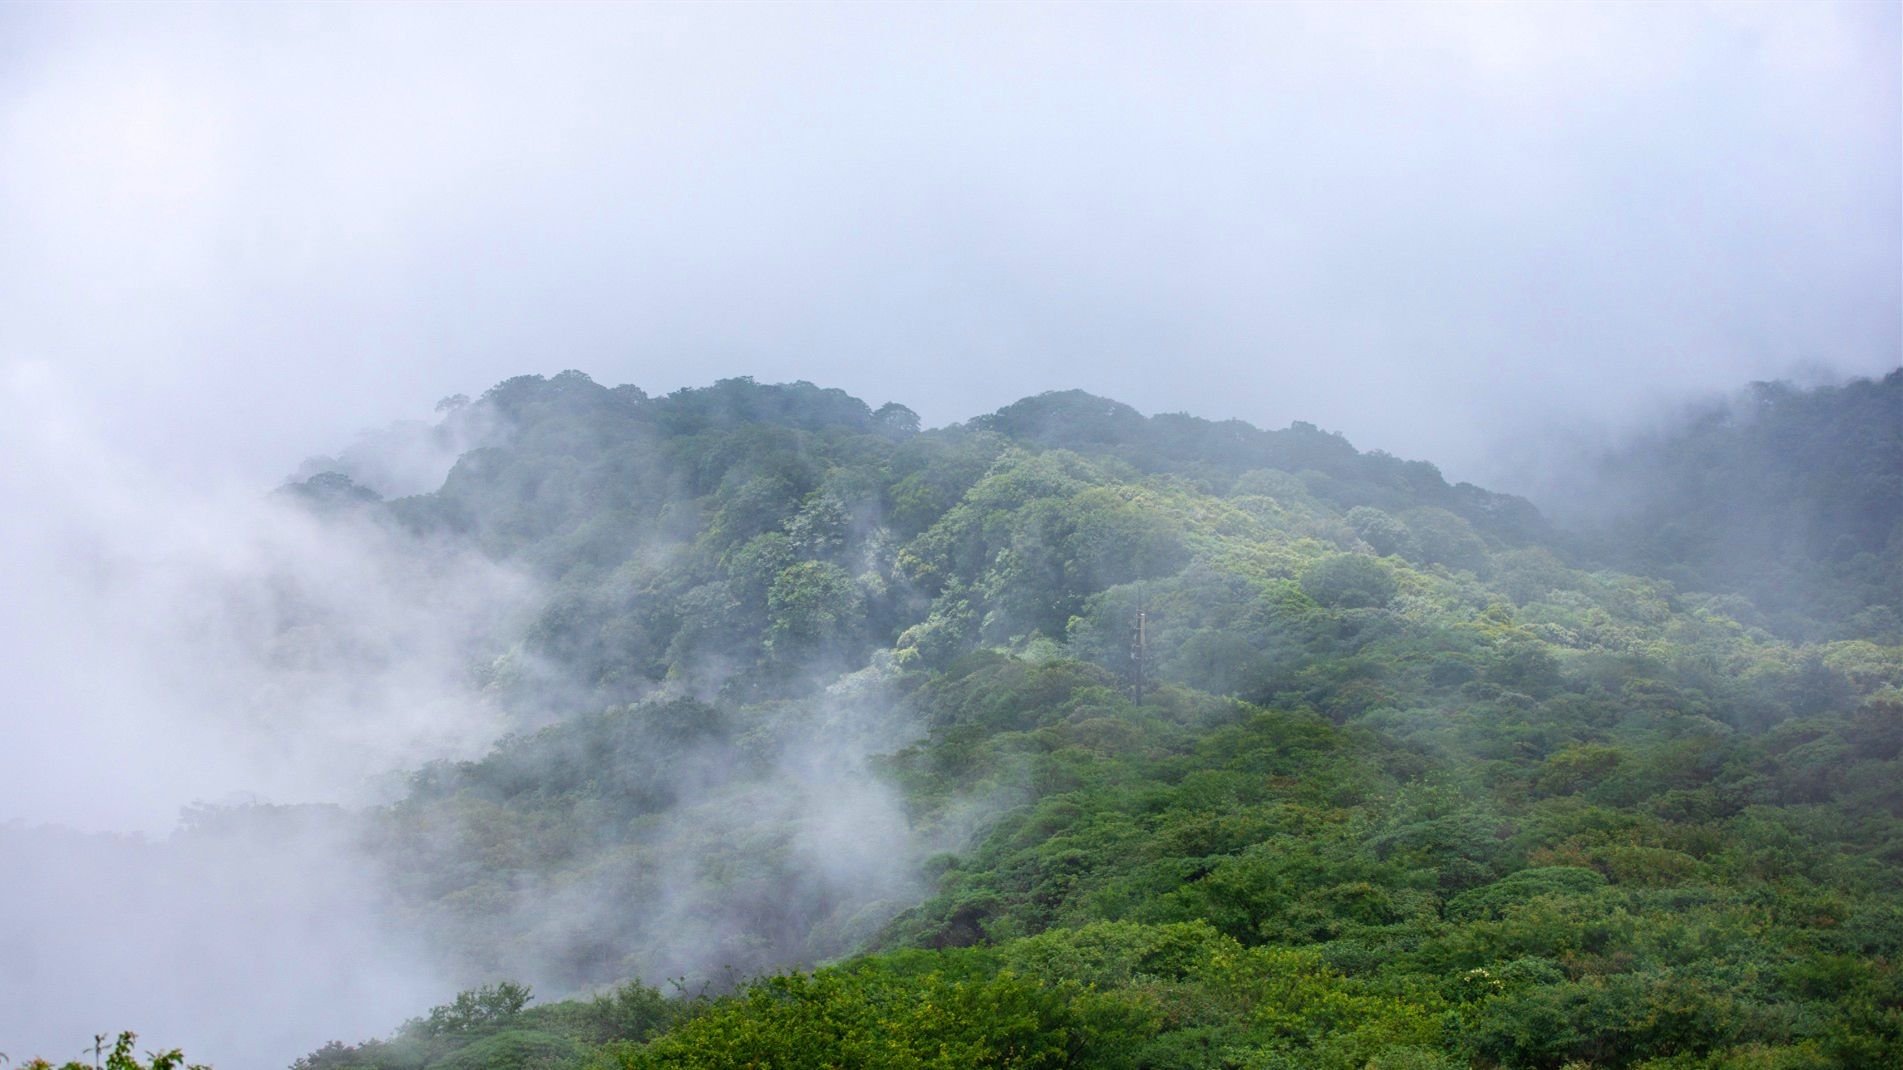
[1, 1, 1897, 488]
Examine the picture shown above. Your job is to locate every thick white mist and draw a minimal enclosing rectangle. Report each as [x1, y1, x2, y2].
[0, 361, 536, 1065]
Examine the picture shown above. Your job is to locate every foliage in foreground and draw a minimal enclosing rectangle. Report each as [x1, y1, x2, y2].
[16, 1032, 208, 1070]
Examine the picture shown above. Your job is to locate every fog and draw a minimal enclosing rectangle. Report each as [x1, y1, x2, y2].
[1, 2, 1894, 489]
[1, 363, 531, 833]
[1, 365, 536, 1064]
[3, 816, 445, 1069]
[0, 3, 1896, 1065]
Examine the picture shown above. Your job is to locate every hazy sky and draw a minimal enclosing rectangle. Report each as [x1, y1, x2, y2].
[1, 1, 1897, 486]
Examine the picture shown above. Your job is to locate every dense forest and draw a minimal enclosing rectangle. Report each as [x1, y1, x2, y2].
[35, 370, 1900, 1070]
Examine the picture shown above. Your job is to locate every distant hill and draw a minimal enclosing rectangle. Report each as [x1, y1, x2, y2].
[1568, 369, 1901, 641]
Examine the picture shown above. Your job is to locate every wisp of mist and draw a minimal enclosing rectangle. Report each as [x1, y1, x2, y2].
[0, 365, 532, 1065]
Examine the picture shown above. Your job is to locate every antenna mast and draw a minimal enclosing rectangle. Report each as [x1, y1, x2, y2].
[1132, 583, 1147, 705]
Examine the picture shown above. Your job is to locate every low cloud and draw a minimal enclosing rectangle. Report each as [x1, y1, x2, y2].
[0, 364, 537, 1064]
[0, 4, 1893, 488]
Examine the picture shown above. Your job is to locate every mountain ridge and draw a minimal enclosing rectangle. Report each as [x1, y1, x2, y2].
[24, 369, 1897, 1070]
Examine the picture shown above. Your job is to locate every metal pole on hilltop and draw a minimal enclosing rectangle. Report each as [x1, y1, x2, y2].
[1132, 581, 1147, 705]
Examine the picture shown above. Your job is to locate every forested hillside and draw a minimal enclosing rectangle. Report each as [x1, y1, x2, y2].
[100, 371, 1903, 1070]
[1566, 370, 1901, 643]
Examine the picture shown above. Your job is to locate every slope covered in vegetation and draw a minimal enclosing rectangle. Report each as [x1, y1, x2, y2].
[1567, 369, 1901, 642]
[239, 370, 1902, 1069]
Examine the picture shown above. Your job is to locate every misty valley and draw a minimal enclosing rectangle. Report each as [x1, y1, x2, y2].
[9, 370, 1901, 1070]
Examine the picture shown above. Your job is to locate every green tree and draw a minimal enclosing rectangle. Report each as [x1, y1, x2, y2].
[1300, 554, 1398, 609]
[20, 1033, 207, 1070]
[766, 560, 865, 657]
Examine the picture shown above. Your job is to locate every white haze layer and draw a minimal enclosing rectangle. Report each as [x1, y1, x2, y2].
[2, 819, 441, 1070]
[0, 363, 530, 831]
[0, 363, 535, 1065]
[0, 2, 1894, 492]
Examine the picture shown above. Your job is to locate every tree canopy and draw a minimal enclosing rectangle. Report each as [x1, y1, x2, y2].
[80, 368, 1897, 1070]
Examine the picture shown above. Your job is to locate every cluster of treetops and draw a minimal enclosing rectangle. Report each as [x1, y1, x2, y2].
[73, 368, 1903, 1069]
